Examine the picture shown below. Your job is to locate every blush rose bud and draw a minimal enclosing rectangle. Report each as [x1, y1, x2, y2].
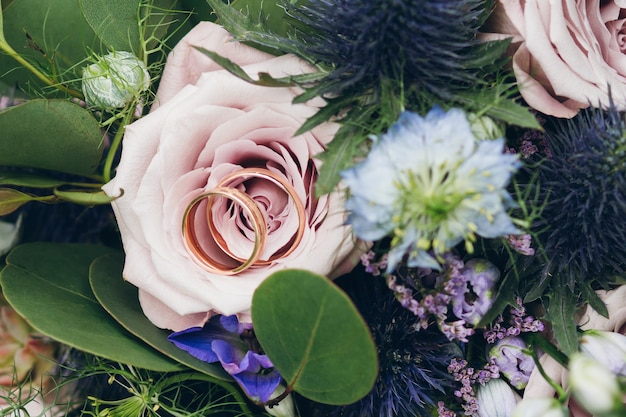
[511, 398, 568, 417]
[580, 330, 626, 376]
[567, 353, 625, 416]
[476, 378, 519, 417]
[81, 51, 150, 109]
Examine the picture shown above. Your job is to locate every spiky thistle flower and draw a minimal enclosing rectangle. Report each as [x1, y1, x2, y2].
[285, 0, 499, 102]
[305, 272, 459, 417]
[536, 103, 626, 287]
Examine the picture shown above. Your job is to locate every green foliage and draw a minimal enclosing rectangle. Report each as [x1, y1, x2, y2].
[0, 99, 104, 175]
[252, 269, 378, 405]
[0, 243, 181, 372]
[544, 275, 579, 356]
[0, 0, 100, 90]
[79, 0, 143, 53]
[89, 253, 231, 381]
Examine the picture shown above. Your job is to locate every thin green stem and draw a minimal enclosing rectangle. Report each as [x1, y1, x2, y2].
[157, 372, 254, 416]
[102, 108, 134, 183]
[0, 40, 83, 99]
[526, 346, 568, 402]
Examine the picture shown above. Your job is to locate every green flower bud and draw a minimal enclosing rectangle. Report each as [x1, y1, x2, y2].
[468, 113, 504, 141]
[82, 51, 150, 109]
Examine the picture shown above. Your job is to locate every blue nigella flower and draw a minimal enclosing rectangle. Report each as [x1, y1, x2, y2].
[342, 107, 520, 271]
[168, 315, 282, 403]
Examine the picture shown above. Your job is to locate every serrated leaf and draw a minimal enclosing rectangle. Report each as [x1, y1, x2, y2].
[0, 243, 180, 372]
[315, 124, 368, 196]
[580, 281, 609, 319]
[545, 280, 579, 356]
[79, 0, 141, 53]
[0, 100, 104, 175]
[89, 253, 230, 380]
[252, 269, 378, 405]
[485, 99, 542, 130]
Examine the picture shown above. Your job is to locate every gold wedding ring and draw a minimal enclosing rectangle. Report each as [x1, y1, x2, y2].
[182, 187, 267, 275]
[181, 168, 307, 275]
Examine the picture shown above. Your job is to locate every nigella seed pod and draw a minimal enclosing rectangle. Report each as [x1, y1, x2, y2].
[81, 51, 150, 109]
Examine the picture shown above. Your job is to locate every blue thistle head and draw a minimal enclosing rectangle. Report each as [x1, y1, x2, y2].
[304, 271, 459, 417]
[536, 103, 626, 286]
[286, 0, 498, 102]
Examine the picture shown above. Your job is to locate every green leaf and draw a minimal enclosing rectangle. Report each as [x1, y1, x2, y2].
[315, 123, 369, 196]
[485, 99, 542, 130]
[0, 188, 35, 215]
[0, 100, 104, 175]
[79, 0, 141, 53]
[0, 170, 66, 188]
[545, 279, 579, 356]
[0, 243, 180, 372]
[0, 0, 100, 87]
[476, 268, 519, 328]
[89, 253, 231, 381]
[252, 269, 378, 405]
[580, 281, 609, 319]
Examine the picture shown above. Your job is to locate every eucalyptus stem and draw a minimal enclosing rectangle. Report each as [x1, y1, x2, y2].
[0, 40, 83, 99]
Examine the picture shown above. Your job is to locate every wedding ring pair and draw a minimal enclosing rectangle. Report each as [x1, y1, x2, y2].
[181, 168, 306, 275]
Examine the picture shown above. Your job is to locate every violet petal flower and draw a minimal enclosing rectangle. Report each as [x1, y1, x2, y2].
[168, 315, 282, 403]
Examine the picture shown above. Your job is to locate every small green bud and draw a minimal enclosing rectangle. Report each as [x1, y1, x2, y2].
[82, 51, 150, 109]
[468, 113, 504, 141]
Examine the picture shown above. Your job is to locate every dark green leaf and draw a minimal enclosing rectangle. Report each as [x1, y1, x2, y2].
[0, 0, 100, 87]
[315, 123, 369, 196]
[79, 0, 141, 53]
[0, 243, 180, 372]
[476, 269, 519, 328]
[252, 269, 378, 405]
[0, 100, 104, 175]
[0, 170, 66, 188]
[545, 279, 579, 356]
[485, 99, 542, 130]
[580, 281, 609, 319]
[89, 253, 230, 380]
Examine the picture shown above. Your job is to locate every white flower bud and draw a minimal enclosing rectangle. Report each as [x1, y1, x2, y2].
[476, 378, 520, 417]
[580, 330, 626, 376]
[511, 398, 568, 417]
[468, 113, 504, 141]
[264, 386, 295, 417]
[568, 352, 624, 415]
[82, 51, 150, 109]
[0, 215, 21, 256]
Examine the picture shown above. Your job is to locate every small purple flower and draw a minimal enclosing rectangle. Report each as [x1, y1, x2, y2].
[489, 337, 534, 390]
[451, 259, 500, 326]
[168, 315, 282, 403]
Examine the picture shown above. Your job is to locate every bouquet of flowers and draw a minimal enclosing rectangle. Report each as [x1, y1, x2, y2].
[2, 0, 626, 416]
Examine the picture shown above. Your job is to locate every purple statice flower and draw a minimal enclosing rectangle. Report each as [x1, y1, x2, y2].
[168, 315, 282, 403]
[484, 298, 545, 343]
[507, 234, 535, 256]
[447, 358, 500, 417]
[489, 337, 535, 390]
[450, 259, 500, 326]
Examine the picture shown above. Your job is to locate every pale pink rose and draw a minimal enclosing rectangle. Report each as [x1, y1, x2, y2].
[483, 0, 626, 118]
[103, 22, 360, 332]
[522, 285, 626, 416]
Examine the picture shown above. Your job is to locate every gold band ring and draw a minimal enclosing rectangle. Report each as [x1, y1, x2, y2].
[182, 187, 267, 275]
[213, 168, 306, 265]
